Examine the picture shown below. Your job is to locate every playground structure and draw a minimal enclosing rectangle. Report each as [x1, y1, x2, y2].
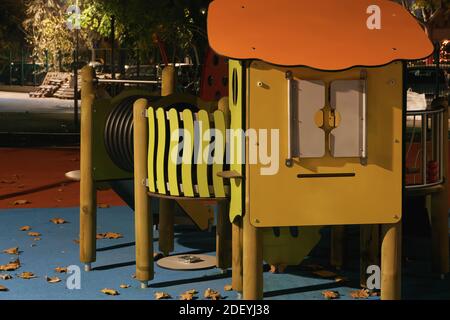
[77, 0, 449, 300]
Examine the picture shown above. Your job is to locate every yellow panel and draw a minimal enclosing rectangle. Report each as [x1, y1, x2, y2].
[229, 60, 244, 221]
[247, 61, 403, 227]
[263, 227, 322, 266]
[156, 108, 167, 194]
[213, 110, 226, 198]
[147, 107, 156, 193]
[167, 108, 180, 196]
[182, 109, 195, 197]
[197, 110, 211, 197]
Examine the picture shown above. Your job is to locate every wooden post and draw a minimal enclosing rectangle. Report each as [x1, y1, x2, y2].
[216, 201, 232, 270]
[330, 226, 344, 270]
[232, 216, 243, 292]
[157, 65, 176, 257]
[161, 65, 176, 96]
[381, 222, 402, 300]
[134, 98, 154, 288]
[243, 213, 263, 300]
[159, 199, 175, 256]
[79, 66, 97, 272]
[360, 225, 380, 287]
[430, 106, 449, 277]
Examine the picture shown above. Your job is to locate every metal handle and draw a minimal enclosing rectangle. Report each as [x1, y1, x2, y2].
[286, 71, 294, 167]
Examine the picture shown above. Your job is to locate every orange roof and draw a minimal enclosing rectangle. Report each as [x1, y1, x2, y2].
[207, 0, 434, 70]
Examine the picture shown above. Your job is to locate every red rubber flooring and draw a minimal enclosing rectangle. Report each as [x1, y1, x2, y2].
[0, 147, 125, 209]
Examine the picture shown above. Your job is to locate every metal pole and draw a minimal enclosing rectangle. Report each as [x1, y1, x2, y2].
[435, 42, 440, 99]
[74, 28, 79, 131]
[58, 50, 62, 71]
[45, 50, 49, 73]
[32, 55, 36, 86]
[111, 15, 116, 80]
[20, 47, 24, 86]
[8, 50, 12, 85]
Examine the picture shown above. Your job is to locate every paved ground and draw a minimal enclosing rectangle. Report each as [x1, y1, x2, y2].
[0, 206, 448, 300]
[0, 148, 124, 209]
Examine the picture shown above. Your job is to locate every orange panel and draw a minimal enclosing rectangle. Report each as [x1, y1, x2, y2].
[207, 0, 433, 70]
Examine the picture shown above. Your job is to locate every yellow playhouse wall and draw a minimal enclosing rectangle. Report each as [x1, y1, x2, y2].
[246, 61, 404, 227]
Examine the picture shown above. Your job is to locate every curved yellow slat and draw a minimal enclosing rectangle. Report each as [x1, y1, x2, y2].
[213, 110, 226, 197]
[197, 110, 211, 197]
[167, 108, 180, 196]
[156, 108, 167, 194]
[147, 107, 156, 192]
[181, 109, 195, 197]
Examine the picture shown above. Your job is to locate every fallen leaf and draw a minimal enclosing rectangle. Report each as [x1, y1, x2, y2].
[34, 238, 41, 241]
[350, 289, 370, 299]
[20, 226, 31, 231]
[101, 288, 119, 296]
[18, 272, 36, 279]
[269, 265, 277, 273]
[224, 284, 233, 291]
[3, 247, 19, 255]
[0, 285, 8, 292]
[0, 274, 12, 280]
[204, 288, 222, 300]
[50, 218, 67, 224]
[97, 232, 123, 239]
[120, 284, 130, 289]
[312, 270, 337, 278]
[45, 276, 61, 283]
[12, 200, 30, 206]
[322, 290, 340, 300]
[73, 239, 80, 244]
[98, 204, 110, 209]
[155, 292, 171, 300]
[270, 264, 287, 273]
[0, 259, 20, 271]
[334, 276, 348, 283]
[180, 292, 195, 300]
[28, 232, 41, 237]
[54, 267, 68, 274]
[185, 289, 198, 295]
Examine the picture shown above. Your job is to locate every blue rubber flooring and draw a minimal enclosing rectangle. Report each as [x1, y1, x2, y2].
[0, 206, 449, 300]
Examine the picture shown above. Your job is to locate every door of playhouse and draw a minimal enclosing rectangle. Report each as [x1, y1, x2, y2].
[247, 61, 404, 227]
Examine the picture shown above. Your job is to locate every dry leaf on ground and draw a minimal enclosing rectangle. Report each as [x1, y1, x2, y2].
[55, 267, 68, 273]
[101, 288, 119, 296]
[155, 292, 171, 300]
[18, 272, 36, 279]
[0, 285, 8, 292]
[350, 289, 370, 299]
[3, 247, 19, 255]
[19, 226, 31, 231]
[97, 232, 123, 239]
[0, 274, 12, 280]
[73, 239, 80, 244]
[334, 276, 348, 283]
[224, 285, 233, 291]
[98, 204, 110, 209]
[120, 284, 130, 289]
[180, 291, 196, 300]
[204, 288, 222, 300]
[28, 232, 41, 237]
[33, 238, 41, 241]
[50, 218, 67, 224]
[45, 276, 61, 283]
[12, 200, 30, 205]
[0, 259, 20, 271]
[322, 290, 340, 299]
[312, 270, 338, 278]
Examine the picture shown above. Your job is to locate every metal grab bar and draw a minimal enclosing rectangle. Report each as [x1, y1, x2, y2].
[95, 79, 161, 85]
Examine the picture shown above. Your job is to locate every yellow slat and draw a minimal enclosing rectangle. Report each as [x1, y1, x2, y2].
[213, 110, 226, 197]
[197, 110, 210, 197]
[167, 108, 180, 196]
[156, 108, 167, 194]
[147, 107, 156, 192]
[181, 109, 195, 197]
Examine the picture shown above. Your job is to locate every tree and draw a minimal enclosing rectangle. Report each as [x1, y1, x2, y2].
[0, 0, 26, 51]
